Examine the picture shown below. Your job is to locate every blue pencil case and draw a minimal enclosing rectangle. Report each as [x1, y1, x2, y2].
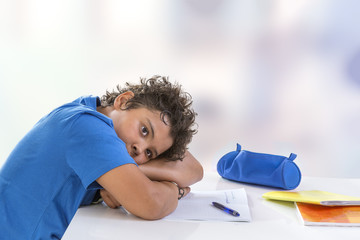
[217, 144, 301, 190]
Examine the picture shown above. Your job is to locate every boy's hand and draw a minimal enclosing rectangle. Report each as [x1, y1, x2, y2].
[100, 189, 122, 209]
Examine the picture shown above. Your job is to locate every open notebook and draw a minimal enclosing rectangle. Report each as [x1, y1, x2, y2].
[164, 188, 251, 222]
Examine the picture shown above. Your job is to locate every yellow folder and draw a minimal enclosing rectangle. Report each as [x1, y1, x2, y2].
[262, 190, 360, 206]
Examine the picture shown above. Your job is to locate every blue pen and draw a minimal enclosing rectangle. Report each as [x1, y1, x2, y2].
[212, 202, 240, 217]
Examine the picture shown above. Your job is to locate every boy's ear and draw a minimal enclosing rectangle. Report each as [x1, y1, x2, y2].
[114, 91, 135, 110]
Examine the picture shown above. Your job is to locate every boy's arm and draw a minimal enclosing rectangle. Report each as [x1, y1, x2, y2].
[95, 151, 202, 211]
[96, 164, 190, 220]
[138, 151, 203, 188]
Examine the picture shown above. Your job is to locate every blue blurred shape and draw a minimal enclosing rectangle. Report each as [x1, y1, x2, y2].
[347, 49, 360, 86]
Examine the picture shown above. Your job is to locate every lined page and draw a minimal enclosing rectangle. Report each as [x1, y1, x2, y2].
[164, 188, 251, 222]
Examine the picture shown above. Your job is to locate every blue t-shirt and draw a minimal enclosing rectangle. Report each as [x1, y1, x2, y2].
[0, 96, 136, 239]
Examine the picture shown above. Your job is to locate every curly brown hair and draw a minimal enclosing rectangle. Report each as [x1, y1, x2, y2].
[100, 75, 197, 161]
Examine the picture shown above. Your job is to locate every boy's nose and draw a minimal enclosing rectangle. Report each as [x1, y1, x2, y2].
[132, 144, 144, 155]
[131, 144, 147, 164]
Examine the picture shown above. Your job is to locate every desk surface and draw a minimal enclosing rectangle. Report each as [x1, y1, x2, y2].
[63, 172, 360, 240]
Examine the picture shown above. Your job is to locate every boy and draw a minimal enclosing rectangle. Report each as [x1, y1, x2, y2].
[0, 76, 203, 239]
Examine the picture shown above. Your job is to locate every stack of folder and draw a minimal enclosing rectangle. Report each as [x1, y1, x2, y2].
[262, 190, 360, 226]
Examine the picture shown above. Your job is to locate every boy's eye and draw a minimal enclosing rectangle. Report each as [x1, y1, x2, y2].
[146, 149, 153, 159]
[141, 126, 148, 136]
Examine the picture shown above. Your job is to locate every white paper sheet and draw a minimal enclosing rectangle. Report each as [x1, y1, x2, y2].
[164, 188, 251, 222]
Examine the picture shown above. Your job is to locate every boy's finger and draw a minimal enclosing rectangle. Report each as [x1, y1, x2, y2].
[181, 186, 191, 198]
[100, 189, 121, 208]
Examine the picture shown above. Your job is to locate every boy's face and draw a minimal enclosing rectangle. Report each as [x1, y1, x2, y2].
[106, 92, 174, 165]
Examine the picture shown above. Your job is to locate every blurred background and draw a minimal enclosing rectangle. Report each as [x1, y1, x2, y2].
[1, 0, 360, 178]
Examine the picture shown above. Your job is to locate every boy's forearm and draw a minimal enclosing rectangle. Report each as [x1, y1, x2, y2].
[139, 151, 203, 187]
[97, 164, 181, 220]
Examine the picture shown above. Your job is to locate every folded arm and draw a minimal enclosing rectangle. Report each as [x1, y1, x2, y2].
[138, 151, 203, 188]
[96, 164, 190, 220]
[96, 151, 202, 218]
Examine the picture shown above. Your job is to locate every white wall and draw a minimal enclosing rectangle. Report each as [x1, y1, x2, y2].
[1, 0, 360, 178]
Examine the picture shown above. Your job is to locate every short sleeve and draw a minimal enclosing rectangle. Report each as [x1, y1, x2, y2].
[80, 189, 98, 206]
[64, 113, 136, 189]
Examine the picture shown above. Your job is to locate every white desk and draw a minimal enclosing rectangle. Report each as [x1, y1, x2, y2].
[63, 172, 360, 240]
